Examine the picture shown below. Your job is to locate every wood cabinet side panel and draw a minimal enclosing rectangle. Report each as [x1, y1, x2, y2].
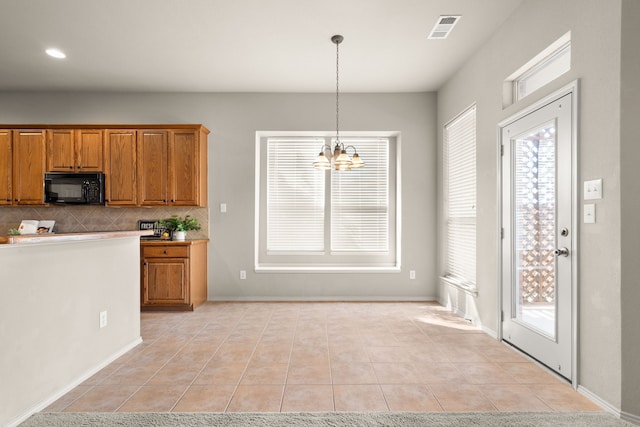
[199, 129, 208, 206]
[190, 242, 208, 309]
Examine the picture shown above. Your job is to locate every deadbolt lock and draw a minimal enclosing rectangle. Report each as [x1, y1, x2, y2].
[560, 227, 569, 237]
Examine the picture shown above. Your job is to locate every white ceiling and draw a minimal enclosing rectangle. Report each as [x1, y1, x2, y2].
[0, 0, 523, 93]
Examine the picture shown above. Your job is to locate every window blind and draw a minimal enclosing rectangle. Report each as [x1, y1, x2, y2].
[266, 138, 325, 251]
[444, 106, 476, 285]
[331, 138, 389, 252]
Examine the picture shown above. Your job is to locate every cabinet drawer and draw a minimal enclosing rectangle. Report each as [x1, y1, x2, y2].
[143, 246, 188, 258]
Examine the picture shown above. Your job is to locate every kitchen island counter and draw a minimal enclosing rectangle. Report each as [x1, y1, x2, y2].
[0, 231, 147, 427]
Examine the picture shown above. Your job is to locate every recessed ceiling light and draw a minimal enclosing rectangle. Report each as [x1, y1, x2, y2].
[45, 48, 66, 59]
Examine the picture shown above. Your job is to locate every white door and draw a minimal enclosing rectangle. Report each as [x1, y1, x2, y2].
[501, 92, 574, 380]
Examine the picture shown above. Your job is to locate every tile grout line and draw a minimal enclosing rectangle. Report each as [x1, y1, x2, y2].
[222, 304, 274, 413]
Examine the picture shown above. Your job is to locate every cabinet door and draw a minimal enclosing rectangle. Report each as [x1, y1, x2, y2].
[105, 130, 137, 206]
[169, 130, 199, 206]
[0, 130, 12, 204]
[76, 129, 103, 172]
[13, 130, 46, 205]
[138, 130, 168, 205]
[47, 129, 75, 171]
[142, 257, 189, 305]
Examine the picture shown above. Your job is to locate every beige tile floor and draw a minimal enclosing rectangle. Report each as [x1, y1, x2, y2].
[44, 302, 602, 413]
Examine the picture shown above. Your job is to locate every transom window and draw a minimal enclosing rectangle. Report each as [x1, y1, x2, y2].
[255, 132, 399, 271]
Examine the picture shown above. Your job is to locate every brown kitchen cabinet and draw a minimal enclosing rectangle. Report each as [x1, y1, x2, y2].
[138, 130, 169, 206]
[104, 129, 138, 206]
[138, 128, 208, 207]
[0, 130, 12, 205]
[140, 240, 208, 311]
[0, 124, 209, 208]
[12, 130, 46, 205]
[47, 129, 103, 172]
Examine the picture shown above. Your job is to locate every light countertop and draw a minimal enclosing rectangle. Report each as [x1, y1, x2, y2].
[0, 230, 154, 245]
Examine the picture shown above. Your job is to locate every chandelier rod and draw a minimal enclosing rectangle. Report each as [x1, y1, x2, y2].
[332, 35, 343, 146]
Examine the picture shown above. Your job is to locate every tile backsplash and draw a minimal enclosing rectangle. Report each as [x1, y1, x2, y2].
[0, 206, 209, 239]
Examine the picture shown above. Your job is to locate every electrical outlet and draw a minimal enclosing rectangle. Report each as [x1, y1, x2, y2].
[240, 270, 247, 280]
[584, 203, 596, 224]
[409, 270, 416, 280]
[99, 311, 108, 328]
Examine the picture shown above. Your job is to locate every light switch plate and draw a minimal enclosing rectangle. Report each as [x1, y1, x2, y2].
[220, 203, 227, 213]
[584, 204, 596, 224]
[584, 179, 602, 200]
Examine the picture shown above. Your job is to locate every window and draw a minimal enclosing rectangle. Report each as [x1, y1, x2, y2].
[443, 105, 476, 291]
[515, 43, 570, 101]
[256, 132, 398, 271]
[504, 32, 571, 105]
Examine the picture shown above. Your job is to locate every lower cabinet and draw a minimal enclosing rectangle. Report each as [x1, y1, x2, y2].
[140, 240, 208, 311]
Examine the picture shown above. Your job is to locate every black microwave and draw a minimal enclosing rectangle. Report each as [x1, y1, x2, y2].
[44, 172, 105, 205]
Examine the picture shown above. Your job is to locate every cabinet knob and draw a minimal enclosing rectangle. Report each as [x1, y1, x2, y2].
[171, 199, 175, 203]
[163, 250, 167, 254]
[69, 166, 73, 169]
[78, 165, 82, 169]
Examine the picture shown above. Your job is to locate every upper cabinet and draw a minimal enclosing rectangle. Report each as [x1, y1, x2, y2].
[104, 129, 138, 206]
[169, 129, 207, 206]
[137, 127, 208, 207]
[0, 130, 12, 205]
[13, 130, 46, 205]
[47, 129, 103, 172]
[0, 124, 209, 208]
[138, 130, 169, 206]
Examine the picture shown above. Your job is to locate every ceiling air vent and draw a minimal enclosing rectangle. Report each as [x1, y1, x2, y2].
[428, 15, 461, 39]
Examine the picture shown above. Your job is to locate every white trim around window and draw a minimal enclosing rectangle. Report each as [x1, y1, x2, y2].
[255, 131, 401, 272]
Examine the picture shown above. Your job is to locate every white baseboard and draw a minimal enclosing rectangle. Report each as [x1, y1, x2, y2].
[207, 296, 437, 302]
[7, 337, 143, 427]
[621, 410, 640, 424]
[577, 385, 624, 417]
[576, 385, 640, 423]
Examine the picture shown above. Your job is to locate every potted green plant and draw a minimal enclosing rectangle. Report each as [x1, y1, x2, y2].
[156, 215, 201, 241]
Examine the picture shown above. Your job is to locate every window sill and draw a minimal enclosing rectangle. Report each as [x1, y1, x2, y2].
[255, 265, 401, 273]
[440, 276, 478, 297]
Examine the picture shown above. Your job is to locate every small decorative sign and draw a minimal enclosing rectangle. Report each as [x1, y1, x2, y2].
[138, 220, 172, 240]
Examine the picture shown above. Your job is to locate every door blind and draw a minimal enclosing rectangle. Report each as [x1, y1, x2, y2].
[444, 106, 476, 285]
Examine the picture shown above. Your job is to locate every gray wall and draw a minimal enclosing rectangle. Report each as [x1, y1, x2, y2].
[620, 0, 640, 418]
[0, 92, 437, 300]
[437, 0, 635, 416]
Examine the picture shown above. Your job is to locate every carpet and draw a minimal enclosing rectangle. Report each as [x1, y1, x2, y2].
[18, 412, 636, 427]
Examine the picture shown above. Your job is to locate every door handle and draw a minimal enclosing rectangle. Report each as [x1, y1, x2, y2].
[554, 247, 569, 257]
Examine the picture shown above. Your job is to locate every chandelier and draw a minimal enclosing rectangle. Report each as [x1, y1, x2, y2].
[313, 35, 364, 171]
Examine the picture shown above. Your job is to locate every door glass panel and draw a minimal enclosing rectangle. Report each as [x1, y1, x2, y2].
[513, 122, 556, 338]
